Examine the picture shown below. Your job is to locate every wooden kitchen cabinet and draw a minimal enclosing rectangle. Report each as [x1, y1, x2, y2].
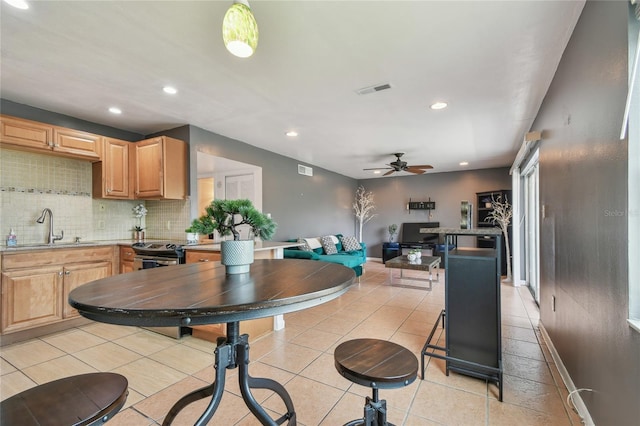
[1, 246, 115, 335]
[53, 127, 101, 160]
[1, 115, 101, 161]
[1, 266, 63, 334]
[133, 136, 186, 200]
[185, 250, 221, 264]
[93, 137, 132, 199]
[0, 115, 53, 151]
[62, 261, 111, 318]
[119, 246, 135, 274]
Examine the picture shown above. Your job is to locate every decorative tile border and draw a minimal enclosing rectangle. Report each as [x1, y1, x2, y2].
[0, 186, 91, 197]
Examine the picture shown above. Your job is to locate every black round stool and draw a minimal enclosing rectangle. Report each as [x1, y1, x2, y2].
[334, 338, 418, 426]
[1, 372, 128, 426]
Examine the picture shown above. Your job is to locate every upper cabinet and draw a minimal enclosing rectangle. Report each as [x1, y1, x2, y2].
[53, 127, 101, 160]
[133, 136, 187, 200]
[92, 137, 131, 199]
[1, 115, 100, 160]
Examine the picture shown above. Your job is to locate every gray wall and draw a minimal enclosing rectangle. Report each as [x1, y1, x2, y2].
[533, 2, 639, 424]
[185, 125, 358, 241]
[358, 168, 511, 256]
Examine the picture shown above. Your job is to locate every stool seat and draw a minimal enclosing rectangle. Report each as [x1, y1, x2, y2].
[335, 338, 418, 389]
[1, 372, 128, 426]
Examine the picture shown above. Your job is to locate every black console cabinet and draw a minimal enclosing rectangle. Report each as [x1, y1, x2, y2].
[382, 242, 401, 263]
[421, 229, 503, 401]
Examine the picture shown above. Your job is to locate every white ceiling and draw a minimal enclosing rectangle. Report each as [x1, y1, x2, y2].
[0, 0, 584, 179]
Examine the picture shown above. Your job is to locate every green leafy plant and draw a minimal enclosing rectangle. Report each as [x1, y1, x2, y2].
[187, 199, 277, 241]
[388, 223, 398, 242]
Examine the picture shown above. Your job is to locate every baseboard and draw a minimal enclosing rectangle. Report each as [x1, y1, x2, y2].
[539, 323, 595, 426]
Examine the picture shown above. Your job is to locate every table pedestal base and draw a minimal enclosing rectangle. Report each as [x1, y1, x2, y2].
[163, 322, 297, 425]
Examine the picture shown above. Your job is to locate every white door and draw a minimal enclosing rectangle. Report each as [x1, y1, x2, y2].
[225, 174, 256, 239]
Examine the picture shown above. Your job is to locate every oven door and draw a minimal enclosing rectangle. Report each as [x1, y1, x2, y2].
[133, 256, 178, 270]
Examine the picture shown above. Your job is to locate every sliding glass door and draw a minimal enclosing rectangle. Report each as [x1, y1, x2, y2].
[522, 152, 540, 303]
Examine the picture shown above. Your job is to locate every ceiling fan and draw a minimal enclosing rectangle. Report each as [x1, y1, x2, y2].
[363, 153, 433, 176]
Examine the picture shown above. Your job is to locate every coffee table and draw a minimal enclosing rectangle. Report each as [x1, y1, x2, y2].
[385, 255, 440, 290]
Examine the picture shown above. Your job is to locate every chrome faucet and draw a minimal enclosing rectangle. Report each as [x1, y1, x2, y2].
[36, 208, 63, 244]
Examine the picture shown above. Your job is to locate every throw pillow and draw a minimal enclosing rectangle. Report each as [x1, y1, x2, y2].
[340, 235, 361, 252]
[297, 238, 312, 252]
[321, 235, 338, 255]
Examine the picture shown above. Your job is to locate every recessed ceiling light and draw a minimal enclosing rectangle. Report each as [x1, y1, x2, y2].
[108, 107, 122, 115]
[430, 102, 448, 110]
[285, 131, 298, 137]
[3, 0, 29, 10]
[373, 170, 381, 174]
[459, 161, 469, 166]
[163, 86, 177, 95]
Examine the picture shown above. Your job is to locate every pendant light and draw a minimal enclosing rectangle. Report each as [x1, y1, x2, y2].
[222, 0, 258, 58]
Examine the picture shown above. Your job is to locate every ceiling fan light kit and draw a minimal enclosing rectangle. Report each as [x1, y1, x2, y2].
[222, 0, 259, 58]
[363, 153, 433, 177]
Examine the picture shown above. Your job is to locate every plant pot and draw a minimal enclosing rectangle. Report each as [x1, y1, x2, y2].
[221, 240, 254, 274]
[186, 232, 199, 245]
[134, 231, 145, 242]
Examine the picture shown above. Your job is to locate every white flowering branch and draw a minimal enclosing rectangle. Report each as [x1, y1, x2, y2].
[487, 195, 513, 281]
[353, 186, 376, 242]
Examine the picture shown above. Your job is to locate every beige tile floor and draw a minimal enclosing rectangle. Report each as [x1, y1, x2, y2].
[1, 260, 583, 425]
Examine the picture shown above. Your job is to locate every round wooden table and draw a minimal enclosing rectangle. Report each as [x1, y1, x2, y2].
[69, 259, 355, 426]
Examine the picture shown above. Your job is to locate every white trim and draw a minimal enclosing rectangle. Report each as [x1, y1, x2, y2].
[539, 324, 595, 426]
[629, 319, 640, 333]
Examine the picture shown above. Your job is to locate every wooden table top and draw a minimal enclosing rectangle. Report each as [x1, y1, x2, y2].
[69, 259, 355, 327]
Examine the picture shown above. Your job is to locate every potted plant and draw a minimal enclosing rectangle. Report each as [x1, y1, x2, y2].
[132, 203, 147, 241]
[187, 199, 277, 274]
[388, 224, 398, 242]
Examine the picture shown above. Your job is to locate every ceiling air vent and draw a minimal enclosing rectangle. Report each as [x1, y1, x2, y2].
[356, 83, 392, 95]
[298, 164, 313, 176]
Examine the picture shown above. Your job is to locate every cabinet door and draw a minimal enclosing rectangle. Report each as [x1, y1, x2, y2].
[0, 115, 53, 151]
[53, 127, 101, 160]
[63, 261, 111, 318]
[94, 137, 131, 199]
[186, 250, 221, 263]
[134, 137, 164, 198]
[119, 246, 135, 274]
[1, 266, 63, 333]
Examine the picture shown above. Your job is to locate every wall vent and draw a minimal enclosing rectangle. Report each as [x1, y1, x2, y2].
[298, 164, 313, 176]
[356, 83, 392, 95]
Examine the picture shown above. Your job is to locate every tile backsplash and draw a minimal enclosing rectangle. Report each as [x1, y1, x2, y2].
[0, 149, 191, 245]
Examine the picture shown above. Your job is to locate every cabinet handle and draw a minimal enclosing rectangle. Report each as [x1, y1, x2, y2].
[198, 259, 209, 262]
[58, 271, 63, 277]
[65, 270, 71, 275]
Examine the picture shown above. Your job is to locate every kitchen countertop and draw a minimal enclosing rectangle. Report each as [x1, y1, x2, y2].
[0, 240, 301, 253]
[183, 241, 300, 252]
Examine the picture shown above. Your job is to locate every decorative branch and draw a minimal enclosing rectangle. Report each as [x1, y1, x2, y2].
[487, 194, 513, 281]
[353, 186, 376, 242]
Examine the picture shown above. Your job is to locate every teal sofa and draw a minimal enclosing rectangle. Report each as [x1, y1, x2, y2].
[284, 234, 366, 276]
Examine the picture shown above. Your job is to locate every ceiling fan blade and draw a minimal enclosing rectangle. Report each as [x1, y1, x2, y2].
[409, 164, 434, 169]
[406, 168, 426, 174]
[383, 169, 396, 176]
[363, 167, 392, 171]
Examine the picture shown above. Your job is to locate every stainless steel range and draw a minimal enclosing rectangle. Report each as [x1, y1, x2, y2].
[131, 242, 189, 338]
[132, 242, 185, 270]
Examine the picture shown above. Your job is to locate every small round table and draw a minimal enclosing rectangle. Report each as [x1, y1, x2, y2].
[69, 259, 355, 426]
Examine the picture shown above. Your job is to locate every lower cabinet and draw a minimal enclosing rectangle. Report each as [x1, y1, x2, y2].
[1, 247, 114, 335]
[1, 266, 63, 333]
[119, 245, 135, 274]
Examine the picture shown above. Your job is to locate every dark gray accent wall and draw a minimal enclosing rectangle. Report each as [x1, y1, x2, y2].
[358, 168, 511, 257]
[0, 99, 144, 141]
[186, 125, 358, 241]
[533, 2, 639, 424]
